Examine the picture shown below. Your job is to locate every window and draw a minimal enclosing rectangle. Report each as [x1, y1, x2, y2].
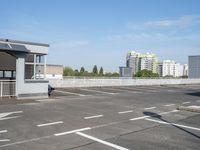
[0, 71, 3, 78]
[4, 71, 12, 78]
[24, 54, 46, 80]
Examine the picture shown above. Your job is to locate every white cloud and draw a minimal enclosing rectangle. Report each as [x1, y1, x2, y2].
[144, 15, 199, 28]
[51, 40, 89, 49]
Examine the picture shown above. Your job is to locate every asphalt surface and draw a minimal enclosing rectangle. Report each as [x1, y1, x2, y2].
[0, 84, 200, 150]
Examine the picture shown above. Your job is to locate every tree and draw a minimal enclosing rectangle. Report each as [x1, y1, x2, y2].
[111, 72, 119, 77]
[135, 69, 159, 78]
[92, 65, 98, 75]
[63, 67, 74, 76]
[80, 67, 85, 76]
[99, 67, 104, 76]
[74, 69, 79, 76]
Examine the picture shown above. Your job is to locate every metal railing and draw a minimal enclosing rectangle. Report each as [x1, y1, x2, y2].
[0, 80, 16, 97]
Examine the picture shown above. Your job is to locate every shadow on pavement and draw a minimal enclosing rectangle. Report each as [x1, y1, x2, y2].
[143, 111, 200, 139]
[185, 92, 200, 97]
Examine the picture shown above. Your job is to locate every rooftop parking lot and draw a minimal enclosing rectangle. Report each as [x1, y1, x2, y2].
[0, 85, 200, 150]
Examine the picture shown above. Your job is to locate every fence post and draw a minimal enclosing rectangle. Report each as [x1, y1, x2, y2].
[0, 81, 2, 97]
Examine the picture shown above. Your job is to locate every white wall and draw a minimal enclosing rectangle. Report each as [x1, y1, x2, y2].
[49, 78, 200, 88]
[16, 55, 48, 99]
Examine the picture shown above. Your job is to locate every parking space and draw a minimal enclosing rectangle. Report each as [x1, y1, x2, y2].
[0, 85, 200, 150]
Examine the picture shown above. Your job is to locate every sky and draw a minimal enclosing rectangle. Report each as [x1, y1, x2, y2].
[1, 0, 200, 72]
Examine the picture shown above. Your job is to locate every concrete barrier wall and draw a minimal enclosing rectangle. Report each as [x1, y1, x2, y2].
[49, 79, 200, 88]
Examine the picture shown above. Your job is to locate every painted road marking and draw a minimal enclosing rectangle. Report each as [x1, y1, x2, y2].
[54, 127, 91, 136]
[37, 121, 64, 127]
[0, 111, 23, 118]
[81, 88, 116, 95]
[0, 135, 52, 148]
[117, 87, 142, 93]
[182, 101, 191, 104]
[0, 116, 22, 121]
[84, 115, 104, 119]
[0, 130, 7, 134]
[0, 139, 10, 142]
[130, 110, 179, 121]
[145, 118, 200, 131]
[0, 111, 23, 121]
[109, 88, 142, 94]
[118, 110, 133, 114]
[144, 107, 156, 110]
[130, 116, 149, 121]
[76, 132, 129, 150]
[54, 90, 86, 96]
[164, 104, 175, 107]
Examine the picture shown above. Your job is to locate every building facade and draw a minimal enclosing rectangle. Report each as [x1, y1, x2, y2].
[119, 67, 133, 77]
[189, 55, 200, 78]
[126, 51, 158, 75]
[159, 60, 188, 77]
[0, 38, 49, 99]
[46, 64, 63, 79]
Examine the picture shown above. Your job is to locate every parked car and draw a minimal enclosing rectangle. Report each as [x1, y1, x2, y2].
[48, 84, 55, 96]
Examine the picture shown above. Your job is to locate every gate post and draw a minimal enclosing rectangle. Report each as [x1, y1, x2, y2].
[0, 81, 3, 97]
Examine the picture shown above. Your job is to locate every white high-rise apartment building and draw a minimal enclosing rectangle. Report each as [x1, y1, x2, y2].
[126, 51, 158, 75]
[161, 60, 188, 77]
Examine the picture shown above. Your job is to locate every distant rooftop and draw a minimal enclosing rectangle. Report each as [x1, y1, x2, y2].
[127, 51, 157, 58]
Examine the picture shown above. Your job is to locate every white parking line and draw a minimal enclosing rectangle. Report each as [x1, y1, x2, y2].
[0, 130, 7, 134]
[81, 89, 116, 95]
[145, 118, 200, 131]
[37, 121, 64, 127]
[84, 115, 104, 119]
[118, 110, 133, 114]
[164, 104, 175, 107]
[0, 139, 10, 142]
[182, 101, 191, 104]
[54, 127, 91, 136]
[144, 107, 156, 110]
[130, 110, 179, 121]
[0, 135, 52, 148]
[76, 132, 129, 150]
[54, 90, 86, 96]
[117, 87, 142, 93]
[0, 111, 23, 118]
[130, 116, 149, 121]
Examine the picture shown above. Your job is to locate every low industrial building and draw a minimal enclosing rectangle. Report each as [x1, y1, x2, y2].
[0, 38, 49, 99]
[46, 64, 63, 79]
[119, 67, 133, 77]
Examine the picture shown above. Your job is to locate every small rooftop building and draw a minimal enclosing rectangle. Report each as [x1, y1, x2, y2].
[188, 55, 200, 78]
[0, 38, 49, 99]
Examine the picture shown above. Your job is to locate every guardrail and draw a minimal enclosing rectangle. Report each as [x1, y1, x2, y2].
[0, 80, 16, 97]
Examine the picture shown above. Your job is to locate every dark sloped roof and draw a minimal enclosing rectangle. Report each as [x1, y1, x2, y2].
[0, 43, 30, 53]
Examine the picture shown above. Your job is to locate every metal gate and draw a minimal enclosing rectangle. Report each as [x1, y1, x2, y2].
[0, 80, 16, 97]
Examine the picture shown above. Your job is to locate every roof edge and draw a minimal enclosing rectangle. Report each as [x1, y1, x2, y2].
[0, 38, 50, 47]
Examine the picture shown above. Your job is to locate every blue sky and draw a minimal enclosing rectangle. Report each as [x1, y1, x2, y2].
[1, 0, 200, 72]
